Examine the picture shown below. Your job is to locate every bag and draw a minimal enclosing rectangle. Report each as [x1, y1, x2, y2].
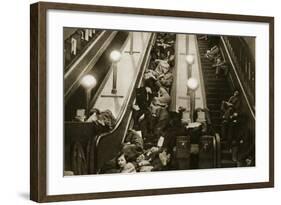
[176, 136, 191, 159]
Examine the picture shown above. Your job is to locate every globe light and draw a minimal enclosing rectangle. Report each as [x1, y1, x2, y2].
[80, 75, 96, 89]
[110, 50, 122, 63]
[185, 54, 195, 65]
[187, 78, 199, 91]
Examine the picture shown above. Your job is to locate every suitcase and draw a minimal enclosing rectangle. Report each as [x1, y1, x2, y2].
[176, 136, 191, 169]
[198, 135, 215, 169]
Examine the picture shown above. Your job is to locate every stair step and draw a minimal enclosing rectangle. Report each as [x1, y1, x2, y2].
[207, 95, 225, 99]
[198, 41, 209, 43]
[202, 68, 215, 72]
[201, 63, 213, 66]
[207, 105, 221, 111]
[207, 93, 229, 98]
[198, 49, 208, 51]
[205, 78, 228, 82]
[201, 62, 213, 65]
[221, 150, 233, 160]
[220, 141, 229, 149]
[210, 111, 221, 118]
[197, 38, 233, 137]
[206, 90, 231, 95]
[206, 86, 230, 91]
[202, 69, 217, 73]
[221, 159, 237, 168]
[212, 116, 221, 121]
[205, 82, 229, 87]
[207, 99, 224, 105]
[212, 125, 221, 132]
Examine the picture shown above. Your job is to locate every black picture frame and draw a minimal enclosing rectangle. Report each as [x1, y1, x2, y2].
[30, 1, 274, 202]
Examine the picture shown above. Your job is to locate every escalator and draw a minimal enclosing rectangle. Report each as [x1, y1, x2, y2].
[197, 35, 255, 168]
[93, 34, 156, 173]
[64, 31, 129, 172]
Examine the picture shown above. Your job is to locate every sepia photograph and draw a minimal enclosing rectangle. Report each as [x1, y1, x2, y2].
[63, 28, 256, 176]
[30, 2, 274, 202]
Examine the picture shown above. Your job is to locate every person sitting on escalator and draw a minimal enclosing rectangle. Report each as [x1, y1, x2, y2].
[154, 58, 170, 76]
[135, 147, 171, 172]
[86, 108, 116, 132]
[137, 87, 171, 143]
[132, 85, 154, 130]
[221, 90, 241, 114]
[144, 60, 173, 92]
[212, 57, 228, 78]
[149, 87, 171, 117]
[205, 45, 220, 61]
[124, 129, 144, 151]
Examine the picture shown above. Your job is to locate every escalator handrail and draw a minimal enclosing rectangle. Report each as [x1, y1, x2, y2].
[215, 133, 221, 167]
[95, 34, 157, 147]
[118, 54, 153, 145]
[212, 135, 217, 167]
[221, 37, 256, 120]
[194, 36, 208, 109]
[202, 135, 217, 168]
[64, 31, 118, 100]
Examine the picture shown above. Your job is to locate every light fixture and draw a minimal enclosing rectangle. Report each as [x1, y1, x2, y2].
[187, 77, 199, 91]
[185, 54, 195, 65]
[187, 78, 199, 122]
[80, 74, 97, 89]
[110, 50, 121, 63]
[110, 50, 122, 94]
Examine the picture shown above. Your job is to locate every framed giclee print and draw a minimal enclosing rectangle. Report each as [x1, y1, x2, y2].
[30, 1, 274, 202]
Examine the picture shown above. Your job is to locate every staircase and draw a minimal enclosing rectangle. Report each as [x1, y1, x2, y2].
[197, 37, 237, 168]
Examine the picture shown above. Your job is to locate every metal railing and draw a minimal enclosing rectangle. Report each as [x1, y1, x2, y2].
[222, 36, 255, 110]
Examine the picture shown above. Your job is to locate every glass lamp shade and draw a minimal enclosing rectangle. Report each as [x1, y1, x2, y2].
[187, 78, 199, 91]
[80, 75, 97, 89]
[185, 54, 195, 65]
[110, 50, 122, 63]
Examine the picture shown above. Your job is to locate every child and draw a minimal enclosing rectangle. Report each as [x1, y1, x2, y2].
[117, 153, 136, 173]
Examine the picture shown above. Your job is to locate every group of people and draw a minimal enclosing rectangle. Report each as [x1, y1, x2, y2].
[220, 90, 254, 166]
[101, 129, 172, 173]
[220, 90, 241, 150]
[201, 35, 254, 166]
[100, 33, 177, 173]
[99, 33, 216, 174]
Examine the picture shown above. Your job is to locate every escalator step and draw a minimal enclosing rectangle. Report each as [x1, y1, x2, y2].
[221, 159, 237, 167]
[221, 150, 233, 160]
